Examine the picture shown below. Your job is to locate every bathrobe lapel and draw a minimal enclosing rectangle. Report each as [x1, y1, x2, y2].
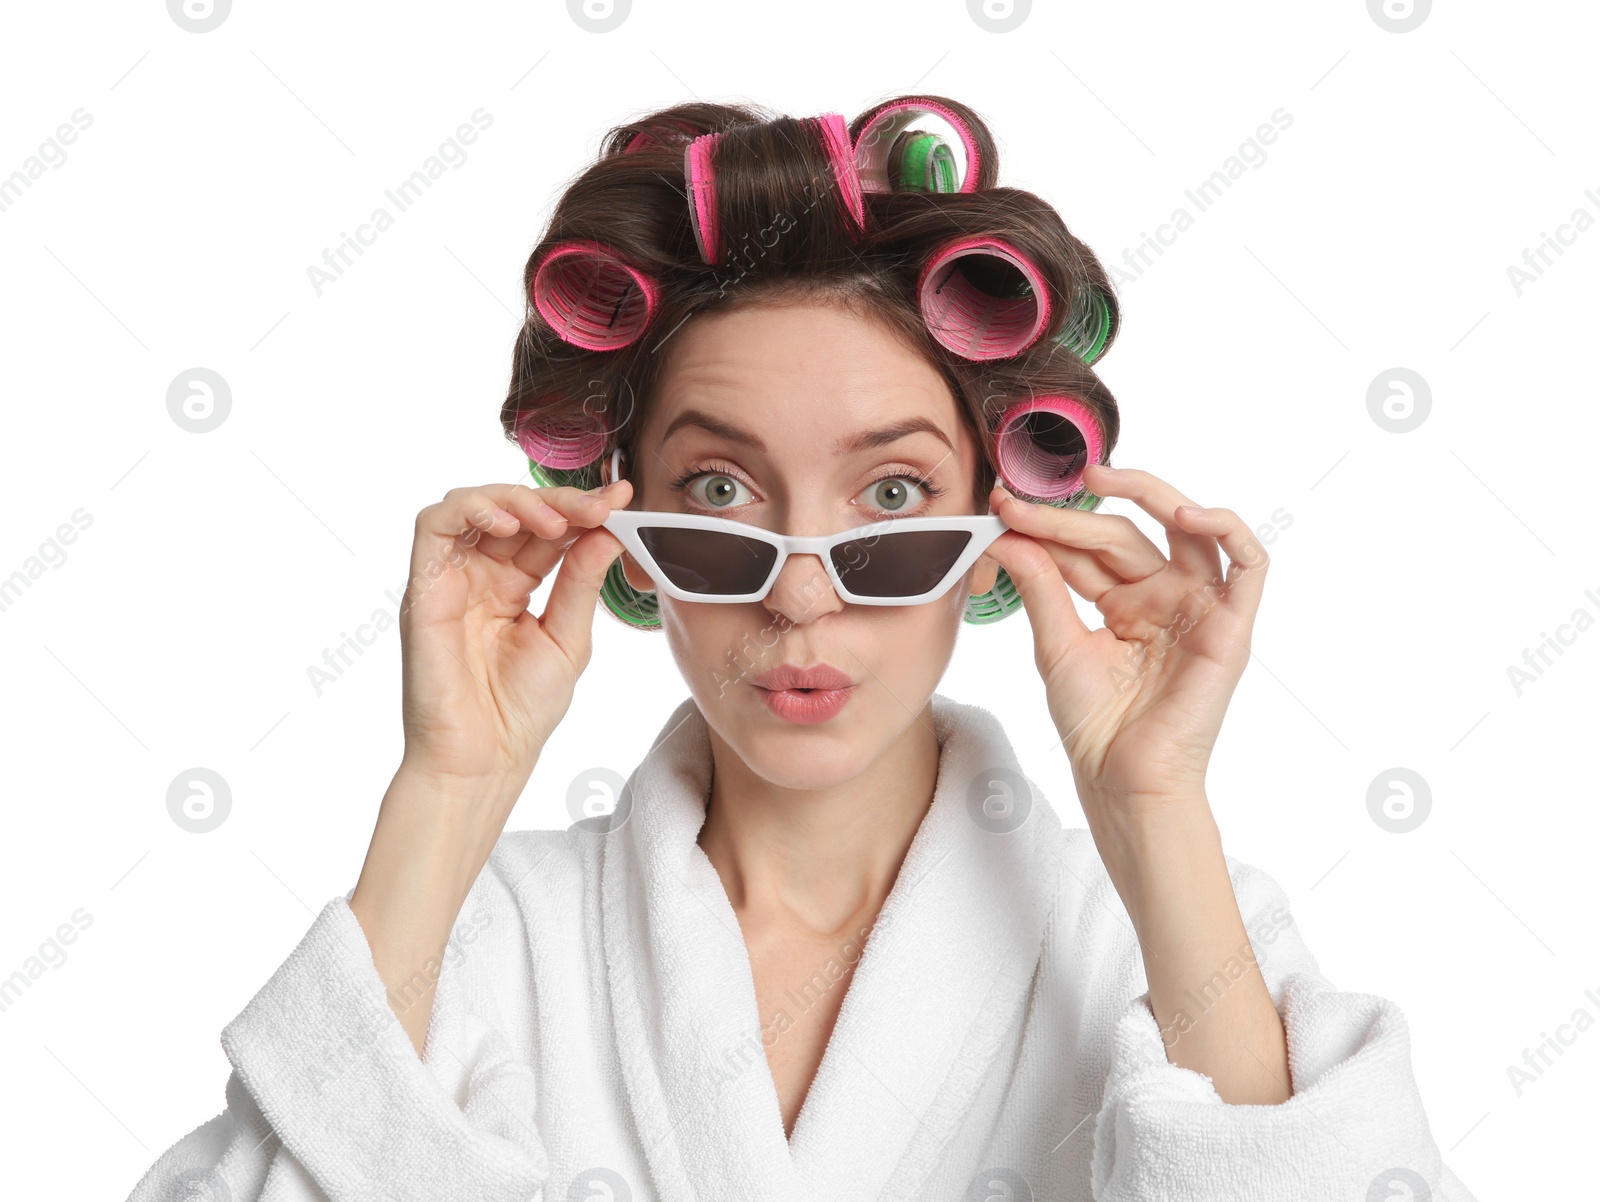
[599, 694, 1064, 1201]
[600, 696, 802, 1200]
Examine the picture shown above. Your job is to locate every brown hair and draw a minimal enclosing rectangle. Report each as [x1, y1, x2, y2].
[500, 95, 1121, 512]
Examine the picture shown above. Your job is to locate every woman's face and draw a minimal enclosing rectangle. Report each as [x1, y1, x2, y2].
[620, 299, 1000, 790]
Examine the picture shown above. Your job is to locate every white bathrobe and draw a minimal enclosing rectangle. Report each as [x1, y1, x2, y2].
[127, 693, 1478, 1202]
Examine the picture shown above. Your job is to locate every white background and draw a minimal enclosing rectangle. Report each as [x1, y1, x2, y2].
[1, 1, 1594, 1197]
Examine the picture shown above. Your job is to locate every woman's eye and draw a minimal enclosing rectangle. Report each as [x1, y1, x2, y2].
[687, 473, 752, 509]
[859, 476, 927, 513]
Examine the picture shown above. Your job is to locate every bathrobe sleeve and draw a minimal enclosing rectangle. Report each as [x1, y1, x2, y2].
[1089, 858, 1478, 1202]
[124, 886, 548, 1202]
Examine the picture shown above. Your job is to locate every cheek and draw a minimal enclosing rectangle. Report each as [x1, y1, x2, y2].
[916, 598, 966, 655]
[855, 599, 965, 679]
[661, 601, 780, 692]
[920, 589, 970, 666]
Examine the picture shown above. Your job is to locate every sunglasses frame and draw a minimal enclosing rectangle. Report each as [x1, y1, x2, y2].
[600, 509, 1008, 605]
[598, 446, 1008, 606]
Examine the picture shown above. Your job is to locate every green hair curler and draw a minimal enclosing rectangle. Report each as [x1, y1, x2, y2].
[962, 565, 1022, 624]
[890, 130, 960, 193]
[526, 457, 604, 491]
[599, 557, 663, 630]
[1053, 289, 1114, 365]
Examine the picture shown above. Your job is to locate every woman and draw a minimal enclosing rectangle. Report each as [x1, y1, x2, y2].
[128, 97, 1474, 1201]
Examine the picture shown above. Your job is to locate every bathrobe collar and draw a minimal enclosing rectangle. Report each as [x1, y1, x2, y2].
[599, 693, 1066, 1200]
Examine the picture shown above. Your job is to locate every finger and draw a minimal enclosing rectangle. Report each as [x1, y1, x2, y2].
[505, 480, 632, 585]
[421, 480, 632, 596]
[991, 485, 1168, 583]
[1079, 465, 1222, 582]
[468, 479, 633, 545]
[998, 531, 1123, 602]
[1169, 502, 1270, 620]
[402, 482, 603, 632]
[406, 495, 522, 626]
[983, 528, 1094, 669]
[516, 478, 634, 526]
[409, 487, 565, 605]
[535, 524, 628, 671]
[451, 502, 540, 565]
[509, 525, 581, 583]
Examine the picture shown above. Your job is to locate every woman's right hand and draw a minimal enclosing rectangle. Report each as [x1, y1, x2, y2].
[395, 478, 633, 798]
[350, 477, 634, 1056]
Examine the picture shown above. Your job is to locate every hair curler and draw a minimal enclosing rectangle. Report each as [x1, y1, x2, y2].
[513, 410, 609, 472]
[963, 566, 1022, 625]
[684, 113, 863, 268]
[684, 132, 723, 266]
[527, 459, 601, 490]
[515, 410, 607, 490]
[1053, 287, 1115, 365]
[816, 111, 866, 230]
[591, 443, 662, 629]
[530, 239, 659, 351]
[993, 394, 1104, 502]
[853, 97, 983, 194]
[889, 130, 960, 192]
[600, 557, 663, 629]
[918, 236, 1051, 361]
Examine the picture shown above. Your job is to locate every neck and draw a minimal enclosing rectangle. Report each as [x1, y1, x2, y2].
[696, 702, 941, 935]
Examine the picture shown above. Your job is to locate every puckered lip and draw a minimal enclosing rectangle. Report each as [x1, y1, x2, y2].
[751, 663, 854, 691]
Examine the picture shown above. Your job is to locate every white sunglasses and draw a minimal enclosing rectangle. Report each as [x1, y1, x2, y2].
[599, 446, 1008, 606]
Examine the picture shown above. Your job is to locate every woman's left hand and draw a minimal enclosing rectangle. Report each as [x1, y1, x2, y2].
[981, 463, 1269, 825]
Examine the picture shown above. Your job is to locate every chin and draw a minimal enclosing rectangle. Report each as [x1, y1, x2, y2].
[733, 721, 880, 792]
[695, 673, 877, 783]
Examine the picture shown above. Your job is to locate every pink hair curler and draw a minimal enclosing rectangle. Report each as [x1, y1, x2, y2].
[684, 113, 864, 267]
[683, 132, 723, 265]
[513, 409, 609, 470]
[530, 239, 659, 351]
[815, 112, 865, 229]
[918, 236, 1051, 361]
[853, 97, 982, 194]
[994, 395, 1104, 502]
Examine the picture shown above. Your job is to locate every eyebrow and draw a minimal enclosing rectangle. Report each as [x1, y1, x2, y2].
[659, 407, 954, 457]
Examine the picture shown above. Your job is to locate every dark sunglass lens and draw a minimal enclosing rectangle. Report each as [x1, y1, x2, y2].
[831, 529, 973, 598]
[638, 527, 778, 595]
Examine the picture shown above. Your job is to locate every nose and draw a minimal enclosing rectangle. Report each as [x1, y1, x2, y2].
[762, 548, 845, 625]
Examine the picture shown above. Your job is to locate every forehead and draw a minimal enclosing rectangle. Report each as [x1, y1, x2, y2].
[646, 300, 962, 443]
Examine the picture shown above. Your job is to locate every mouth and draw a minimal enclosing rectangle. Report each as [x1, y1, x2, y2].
[751, 663, 854, 692]
[751, 663, 856, 724]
